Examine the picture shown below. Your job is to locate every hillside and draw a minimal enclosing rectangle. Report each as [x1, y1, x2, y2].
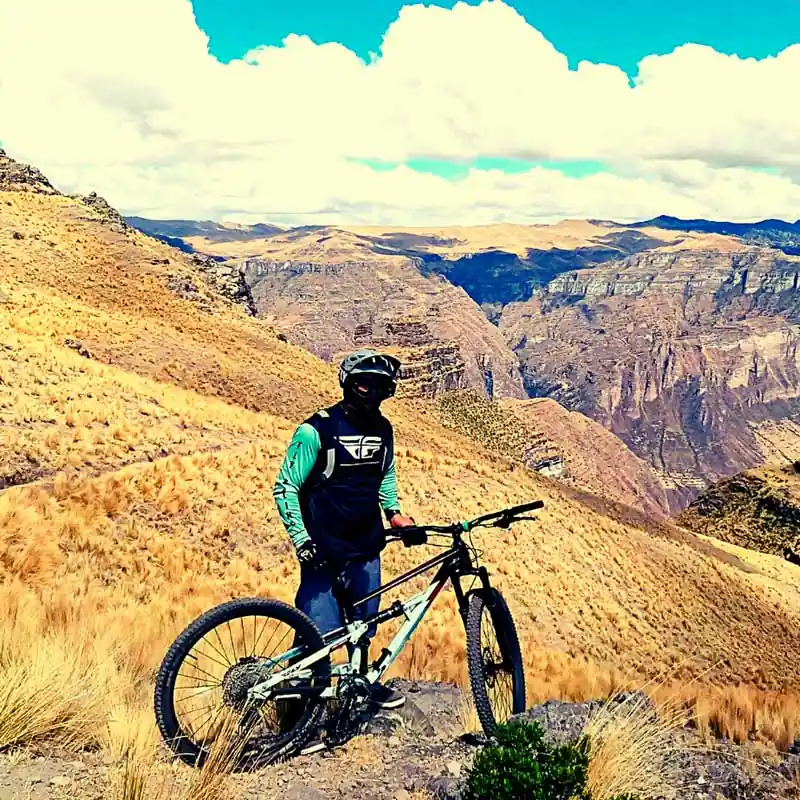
[502, 397, 672, 517]
[2, 151, 800, 775]
[435, 391, 671, 516]
[129, 212, 800, 511]
[678, 462, 800, 560]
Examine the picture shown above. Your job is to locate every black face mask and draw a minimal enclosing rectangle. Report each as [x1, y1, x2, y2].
[342, 374, 395, 417]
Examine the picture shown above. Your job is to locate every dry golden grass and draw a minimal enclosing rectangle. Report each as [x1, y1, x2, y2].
[584, 693, 686, 799]
[687, 683, 800, 749]
[0, 327, 281, 487]
[0, 625, 107, 750]
[106, 710, 249, 800]
[2, 184, 800, 767]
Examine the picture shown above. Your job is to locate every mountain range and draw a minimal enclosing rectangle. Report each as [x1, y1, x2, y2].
[124, 211, 800, 513]
[2, 147, 800, 794]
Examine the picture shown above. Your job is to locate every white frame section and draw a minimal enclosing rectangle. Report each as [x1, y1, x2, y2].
[247, 573, 449, 703]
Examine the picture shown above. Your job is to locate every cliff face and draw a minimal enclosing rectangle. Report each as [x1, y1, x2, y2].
[414, 230, 674, 322]
[241, 239, 526, 400]
[501, 247, 800, 509]
[678, 463, 800, 561]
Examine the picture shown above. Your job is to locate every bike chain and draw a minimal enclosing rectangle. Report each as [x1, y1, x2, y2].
[325, 675, 371, 747]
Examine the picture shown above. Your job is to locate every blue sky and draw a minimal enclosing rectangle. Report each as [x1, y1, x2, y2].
[193, 0, 800, 76]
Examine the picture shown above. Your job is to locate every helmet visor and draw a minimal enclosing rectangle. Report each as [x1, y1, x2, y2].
[349, 354, 400, 380]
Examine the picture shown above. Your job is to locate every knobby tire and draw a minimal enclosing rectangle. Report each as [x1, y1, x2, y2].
[465, 588, 526, 737]
[153, 597, 330, 770]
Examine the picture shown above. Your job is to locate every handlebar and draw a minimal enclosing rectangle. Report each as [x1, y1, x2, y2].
[386, 499, 544, 544]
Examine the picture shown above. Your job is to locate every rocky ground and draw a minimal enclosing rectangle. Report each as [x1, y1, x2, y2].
[1, 680, 798, 800]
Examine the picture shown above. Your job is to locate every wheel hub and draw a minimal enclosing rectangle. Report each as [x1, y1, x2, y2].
[483, 647, 502, 687]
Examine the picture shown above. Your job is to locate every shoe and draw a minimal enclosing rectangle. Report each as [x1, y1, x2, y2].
[369, 682, 406, 709]
[299, 734, 327, 756]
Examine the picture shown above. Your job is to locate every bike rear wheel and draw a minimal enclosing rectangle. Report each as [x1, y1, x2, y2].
[465, 588, 526, 736]
[154, 597, 331, 769]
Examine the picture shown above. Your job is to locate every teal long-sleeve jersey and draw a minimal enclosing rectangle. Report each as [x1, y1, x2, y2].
[273, 422, 401, 550]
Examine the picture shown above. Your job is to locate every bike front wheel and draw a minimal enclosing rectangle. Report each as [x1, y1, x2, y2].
[465, 588, 526, 736]
[154, 597, 331, 769]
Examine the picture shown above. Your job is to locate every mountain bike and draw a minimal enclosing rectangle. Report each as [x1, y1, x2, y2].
[153, 499, 543, 769]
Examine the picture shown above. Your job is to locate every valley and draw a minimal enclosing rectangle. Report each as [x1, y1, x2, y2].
[2, 149, 800, 798]
[128, 208, 800, 512]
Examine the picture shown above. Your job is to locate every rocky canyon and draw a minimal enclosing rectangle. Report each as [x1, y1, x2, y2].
[126, 212, 800, 512]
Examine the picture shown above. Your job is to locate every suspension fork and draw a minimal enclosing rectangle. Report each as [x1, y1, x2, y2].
[453, 564, 494, 627]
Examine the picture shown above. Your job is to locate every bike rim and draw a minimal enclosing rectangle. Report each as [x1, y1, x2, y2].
[170, 613, 319, 756]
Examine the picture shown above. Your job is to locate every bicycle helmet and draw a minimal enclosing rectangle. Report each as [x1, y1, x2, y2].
[338, 349, 401, 392]
[339, 349, 401, 414]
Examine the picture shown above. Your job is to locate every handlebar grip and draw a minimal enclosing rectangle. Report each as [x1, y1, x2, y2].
[468, 499, 544, 528]
[508, 500, 545, 515]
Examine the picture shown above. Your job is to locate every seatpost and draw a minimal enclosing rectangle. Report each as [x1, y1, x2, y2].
[329, 568, 371, 673]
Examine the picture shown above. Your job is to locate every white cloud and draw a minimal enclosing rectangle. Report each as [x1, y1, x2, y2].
[1, 0, 799, 224]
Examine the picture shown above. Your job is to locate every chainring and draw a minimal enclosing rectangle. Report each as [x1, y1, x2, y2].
[325, 675, 371, 746]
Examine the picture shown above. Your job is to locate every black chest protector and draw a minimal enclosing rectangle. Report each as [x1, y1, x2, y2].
[299, 403, 393, 564]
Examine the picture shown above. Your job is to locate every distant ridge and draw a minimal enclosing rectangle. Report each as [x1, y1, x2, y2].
[590, 214, 800, 256]
[596, 215, 800, 256]
[125, 216, 284, 244]
[627, 214, 800, 234]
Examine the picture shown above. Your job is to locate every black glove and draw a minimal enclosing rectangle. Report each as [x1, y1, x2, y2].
[401, 527, 428, 547]
[296, 540, 326, 571]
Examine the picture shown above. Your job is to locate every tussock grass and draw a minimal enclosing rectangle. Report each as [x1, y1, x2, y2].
[455, 692, 482, 737]
[107, 711, 247, 800]
[1, 186, 800, 764]
[688, 683, 800, 750]
[583, 693, 686, 799]
[0, 608, 109, 749]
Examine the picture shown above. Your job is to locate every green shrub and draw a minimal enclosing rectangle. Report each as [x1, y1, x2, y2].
[462, 720, 591, 800]
[462, 720, 639, 800]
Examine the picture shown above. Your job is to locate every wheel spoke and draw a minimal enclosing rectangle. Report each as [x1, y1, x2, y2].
[189, 647, 231, 672]
[226, 621, 239, 665]
[179, 661, 224, 685]
[161, 607, 331, 768]
[198, 633, 231, 668]
[212, 625, 233, 666]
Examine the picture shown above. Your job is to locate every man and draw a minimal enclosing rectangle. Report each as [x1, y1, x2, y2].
[273, 348, 416, 717]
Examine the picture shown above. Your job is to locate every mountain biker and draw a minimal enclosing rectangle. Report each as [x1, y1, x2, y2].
[273, 348, 416, 716]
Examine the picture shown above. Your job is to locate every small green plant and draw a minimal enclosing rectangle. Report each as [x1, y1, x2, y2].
[462, 720, 591, 800]
[462, 720, 640, 800]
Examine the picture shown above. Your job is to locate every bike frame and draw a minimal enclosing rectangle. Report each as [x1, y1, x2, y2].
[247, 537, 489, 703]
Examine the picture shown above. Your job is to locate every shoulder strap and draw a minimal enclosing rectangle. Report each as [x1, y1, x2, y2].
[303, 407, 339, 486]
